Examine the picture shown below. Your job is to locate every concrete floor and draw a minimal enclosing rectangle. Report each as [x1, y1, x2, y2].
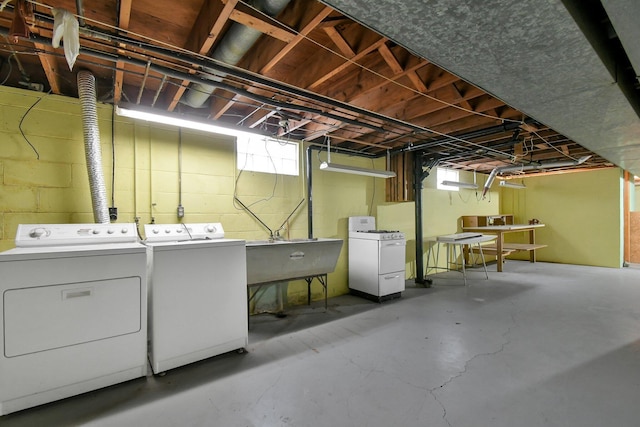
[3, 261, 640, 427]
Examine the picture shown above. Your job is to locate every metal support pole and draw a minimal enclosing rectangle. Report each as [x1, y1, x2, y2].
[414, 154, 438, 286]
[414, 154, 428, 286]
[306, 145, 314, 239]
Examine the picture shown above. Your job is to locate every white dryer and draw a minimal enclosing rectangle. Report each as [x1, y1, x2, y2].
[0, 223, 148, 416]
[144, 223, 247, 375]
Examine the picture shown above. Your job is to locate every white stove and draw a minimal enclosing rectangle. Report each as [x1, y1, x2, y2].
[0, 223, 148, 416]
[348, 216, 406, 301]
[348, 216, 405, 240]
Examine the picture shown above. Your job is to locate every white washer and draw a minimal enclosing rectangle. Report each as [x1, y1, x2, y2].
[144, 223, 247, 375]
[0, 223, 148, 416]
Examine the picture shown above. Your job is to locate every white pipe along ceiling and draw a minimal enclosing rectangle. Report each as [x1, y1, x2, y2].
[321, 0, 640, 177]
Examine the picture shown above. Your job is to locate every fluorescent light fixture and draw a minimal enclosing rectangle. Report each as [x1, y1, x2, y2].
[441, 180, 478, 189]
[115, 106, 258, 138]
[319, 135, 395, 178]
[499, 180, 526, 189]
[320, 161, 396, 178]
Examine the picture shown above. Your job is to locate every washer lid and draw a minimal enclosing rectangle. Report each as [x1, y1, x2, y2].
[145, 238, 245, 251]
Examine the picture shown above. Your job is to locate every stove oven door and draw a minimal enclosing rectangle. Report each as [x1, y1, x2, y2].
[378, 240, 406, 274]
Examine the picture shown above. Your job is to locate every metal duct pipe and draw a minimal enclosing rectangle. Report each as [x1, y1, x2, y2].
[497, 155, 592, 174]
[481, 168, 500, 199]
[482, 155, 591, 198]
[77, 70, 110, 223]
[2, 26, 418, 138]
[183, 0, 291, 108]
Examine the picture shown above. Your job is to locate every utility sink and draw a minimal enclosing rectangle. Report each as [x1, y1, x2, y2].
[246, 238, 343, 285]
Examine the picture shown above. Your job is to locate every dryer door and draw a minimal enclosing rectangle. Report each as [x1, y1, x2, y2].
[4, 277, 141, 357]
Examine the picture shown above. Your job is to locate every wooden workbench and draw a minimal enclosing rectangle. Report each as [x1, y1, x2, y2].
[461, 224, 546, 272]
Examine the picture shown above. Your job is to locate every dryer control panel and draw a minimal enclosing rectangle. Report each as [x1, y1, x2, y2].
[15, 223, 139, 247]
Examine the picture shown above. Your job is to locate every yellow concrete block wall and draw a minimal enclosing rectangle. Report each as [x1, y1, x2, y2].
[0, 89, 89, 250]
[377, 168, 500, 277]
[308, 151, 387, 299]
[500, 168, 622, 268]
[1, 86, 627, 300]
[0, 86, 392, 308]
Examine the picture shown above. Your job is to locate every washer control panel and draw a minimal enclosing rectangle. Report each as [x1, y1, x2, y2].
[15, 223, 139, 247]
[144, 223, 225, 242]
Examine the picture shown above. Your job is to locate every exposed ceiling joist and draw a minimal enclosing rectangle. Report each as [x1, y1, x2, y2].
[113, 0, 133, 104]
[0, 0, 622, 175]
[33, 41, 60, 94]
[167, 0, 238, 111]
[228, 8, 295, 43]
[260, 6, 333, 74]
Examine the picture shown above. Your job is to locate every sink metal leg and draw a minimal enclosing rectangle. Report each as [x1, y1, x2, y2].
[305, 274, 328, 312]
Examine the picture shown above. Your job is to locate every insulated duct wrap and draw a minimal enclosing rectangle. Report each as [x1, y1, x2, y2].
[77, 70, 110, 223]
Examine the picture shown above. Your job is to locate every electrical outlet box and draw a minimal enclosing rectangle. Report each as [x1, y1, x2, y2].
[177, 205, 185, 218]
[109, 207, 118, 221]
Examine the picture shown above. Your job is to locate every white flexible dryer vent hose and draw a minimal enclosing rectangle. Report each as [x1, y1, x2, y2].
[77, 70, 110, 223]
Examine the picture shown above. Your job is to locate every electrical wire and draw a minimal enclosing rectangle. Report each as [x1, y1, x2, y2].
[531, 130, 579, 161]
[111, 104, 116, 207]
[233, 135, 279, 210]
[249, 136, 280, 207]
[5, 26, 383, 147]
[512, 135, 532, 160]
[22, 0, 522, 154]
[181, 223, 192, 239]
[18, 93, 50, 160]
[233, 134, 309, 239]
[456, 187, 474, 203]
[27, 0, 516, 130]
[178, 127, 182, 209]
[235, 0, 523, 125]
[0, 53, 12, 85]
[2, 43, 302, 123]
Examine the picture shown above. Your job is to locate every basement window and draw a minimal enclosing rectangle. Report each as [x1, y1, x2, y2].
[437, 168, 460, 191]
[236, 135, 299, 176]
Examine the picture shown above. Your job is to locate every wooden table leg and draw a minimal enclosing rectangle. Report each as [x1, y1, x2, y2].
[529, 229, 536, 263]
[496, 232, 504, 272]
[463, 243, 470, 265]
